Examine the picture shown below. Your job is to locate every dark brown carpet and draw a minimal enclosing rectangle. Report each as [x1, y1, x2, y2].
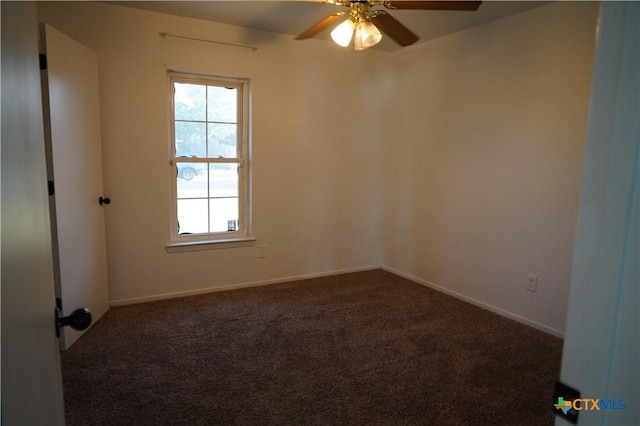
[62, 269, 562, 425]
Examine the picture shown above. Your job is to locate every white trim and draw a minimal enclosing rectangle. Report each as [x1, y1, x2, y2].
[380, 265, 565, 338]
[166, 237, 256, 253]
[167, 71, 252, 246]
[110, 263, 565, 338]
[109, 265, 379, 307]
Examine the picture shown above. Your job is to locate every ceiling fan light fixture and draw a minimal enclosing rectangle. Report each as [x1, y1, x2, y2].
[354, 20, 382, 50]
[330, 18, 355, 47]
[298, 1, 483, 50]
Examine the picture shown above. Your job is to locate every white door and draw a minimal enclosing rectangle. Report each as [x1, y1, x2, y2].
[556, 2, 639, 425]
[40, 23, 110, 350]
[1, 3, 65, 423]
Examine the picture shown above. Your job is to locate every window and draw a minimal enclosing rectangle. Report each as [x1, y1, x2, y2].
[167, 71, 252, 251]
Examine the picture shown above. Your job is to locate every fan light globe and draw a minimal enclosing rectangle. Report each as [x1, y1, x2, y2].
[331, 19, 355, 47]
[354, 21, 382, 50]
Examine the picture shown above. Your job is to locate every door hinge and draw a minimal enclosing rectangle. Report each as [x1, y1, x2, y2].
[39, 54, 47, 71]
[55, 298, 62, 337]
[48, 180, 55, 196]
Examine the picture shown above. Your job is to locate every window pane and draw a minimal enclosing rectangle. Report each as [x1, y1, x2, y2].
[177, 199, 208, 234]
[175, 122, 206, 157]
[208, 123, 237, 157]
[170, 73, 250, 242]
[174, 83, 206, 121]
[209, 198, 238, 233]
[207, 86, 237, 123]
[209, 164, 238, 197]
[177, 162, 207, 198]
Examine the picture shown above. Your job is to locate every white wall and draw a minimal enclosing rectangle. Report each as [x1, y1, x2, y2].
[37, 2, 390, 304]
[37, 2, 598, 335]
[380, 1, 598, 335]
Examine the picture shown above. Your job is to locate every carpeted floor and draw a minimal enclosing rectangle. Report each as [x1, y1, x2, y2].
[61, 269, 562, 425]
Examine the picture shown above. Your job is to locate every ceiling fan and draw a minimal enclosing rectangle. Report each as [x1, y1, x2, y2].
[296, 1, 482, 50]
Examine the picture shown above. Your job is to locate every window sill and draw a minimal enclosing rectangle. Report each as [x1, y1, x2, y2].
[166, 237, 256, 253]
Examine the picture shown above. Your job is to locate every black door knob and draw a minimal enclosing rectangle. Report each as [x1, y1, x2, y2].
[99, 196, 111, 205]
[56, 308, 92, 336]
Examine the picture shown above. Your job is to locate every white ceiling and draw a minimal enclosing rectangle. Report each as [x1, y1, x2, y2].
[108, 1, 551, 52]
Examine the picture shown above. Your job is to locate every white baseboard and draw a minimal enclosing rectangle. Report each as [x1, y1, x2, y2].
[380, 265, 565, 338]
[110, 263, 565, 338]
[109, 264, 380, 307]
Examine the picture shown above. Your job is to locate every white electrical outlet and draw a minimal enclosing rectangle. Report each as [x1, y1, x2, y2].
[258, 244, 267, 259]
[401, 239, 408, 252]
[527, 274, 538, 292]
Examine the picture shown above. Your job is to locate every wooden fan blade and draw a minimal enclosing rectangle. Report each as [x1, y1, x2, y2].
[295, 12, 346, 40]
[386, 1, 482, 11]
[371, 12, 419, 47]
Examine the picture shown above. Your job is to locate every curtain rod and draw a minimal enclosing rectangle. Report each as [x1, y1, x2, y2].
[159, 32, 258, 52]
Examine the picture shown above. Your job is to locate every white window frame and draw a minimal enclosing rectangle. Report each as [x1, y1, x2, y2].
[166, 71, 253, 253]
